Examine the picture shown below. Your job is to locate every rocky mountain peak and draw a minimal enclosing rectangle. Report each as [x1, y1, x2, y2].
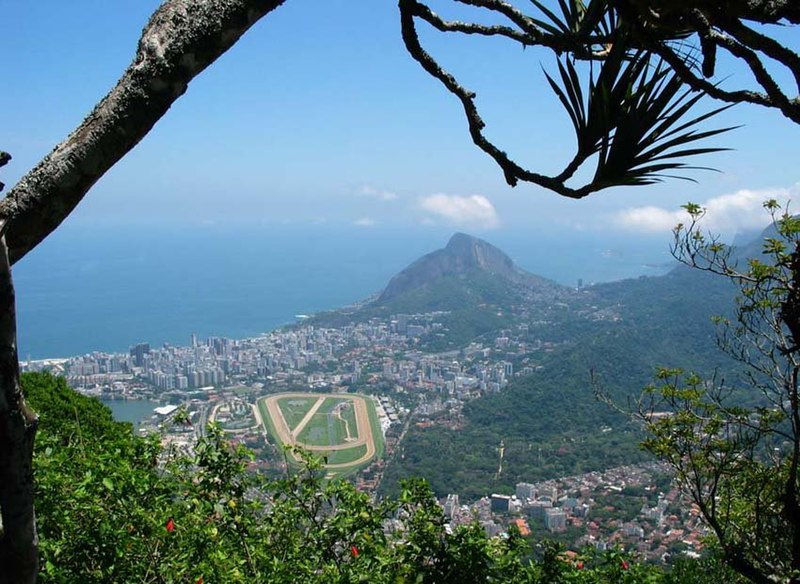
[377, 233, 554, 304]
[442, 233, 516, 274]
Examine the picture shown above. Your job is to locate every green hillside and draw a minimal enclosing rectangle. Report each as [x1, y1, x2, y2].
[22, 372, 740, 583]
[381, 263, 740, 499]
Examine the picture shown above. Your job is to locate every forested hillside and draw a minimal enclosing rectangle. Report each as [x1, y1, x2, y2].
[24, 372, 740, 583]
[381, 263, 739, 499]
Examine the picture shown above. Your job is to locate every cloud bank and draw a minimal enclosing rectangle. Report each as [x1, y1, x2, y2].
[419, 194, 500, 229]
[615, 186, 798, 234]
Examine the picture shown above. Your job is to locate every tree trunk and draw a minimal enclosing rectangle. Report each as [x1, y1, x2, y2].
[0, 220, 38, 584]
[0, 3, 290, 580]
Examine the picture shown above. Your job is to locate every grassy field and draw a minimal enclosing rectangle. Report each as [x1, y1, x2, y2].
[340, 402, 358, 440]
[326, 444, 368, 466]
[293, 398, 352, 446]
[276, 396, 317, 432]
[317, 397, 347, 416]
[257, 393, 384, 479]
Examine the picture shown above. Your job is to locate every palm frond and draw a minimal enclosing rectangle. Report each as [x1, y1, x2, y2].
[545, 48, 735, 190]
[591, 0, 615, 37]
[528, 0, 573, 35]
[528, 0, 598, 35]
[543, 58, 588, 139]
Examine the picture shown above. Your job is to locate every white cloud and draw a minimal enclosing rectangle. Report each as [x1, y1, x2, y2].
[357, 185, 397, 201]
[615, 205, 687, 233]
[419, 194, 500, 229]
[614, 185, 798, 234]
[354, 217, 376, 227]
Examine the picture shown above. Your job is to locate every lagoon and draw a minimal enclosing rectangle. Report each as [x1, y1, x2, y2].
[100, 399, 161, 427]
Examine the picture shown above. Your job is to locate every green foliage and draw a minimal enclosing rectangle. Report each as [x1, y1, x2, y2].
[545, 45, 733, 188]
[382, 263, 737, 499]
[641, 201, 800, 583]
[382, 377, 649, 500]
[26, 371, 729, 583]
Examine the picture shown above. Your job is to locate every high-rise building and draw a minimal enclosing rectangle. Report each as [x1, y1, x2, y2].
[130, 343, 150, 368]
[490, 494, 511, 513]
[443, 494, 459, 519]
[515, 482, 536, 501]
[527, 500, 552, 519]
[396, 314, 408, 335]
[544, 508, 567, 532]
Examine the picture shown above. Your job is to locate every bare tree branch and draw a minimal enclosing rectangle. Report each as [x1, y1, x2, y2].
[718, 18, 800, 91]
[400, 0, 588, 195]
[0, 153, 10, 194]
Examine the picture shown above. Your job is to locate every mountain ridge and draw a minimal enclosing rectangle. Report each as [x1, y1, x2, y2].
[377, 232, 562, 305]
[379, 228, 762, 498]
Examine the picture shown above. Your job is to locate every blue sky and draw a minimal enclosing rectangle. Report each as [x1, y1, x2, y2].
[1, 0, 798, 243]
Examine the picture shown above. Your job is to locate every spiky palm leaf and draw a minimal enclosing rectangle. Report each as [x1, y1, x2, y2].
[544, 47, 736, 189]
[527, 0, 614, 40]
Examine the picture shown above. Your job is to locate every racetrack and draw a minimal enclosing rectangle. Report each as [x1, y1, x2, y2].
[260, 393, 377, 471]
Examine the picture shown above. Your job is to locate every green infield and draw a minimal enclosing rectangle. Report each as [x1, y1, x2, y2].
[340, 402, 358, 439]
[257, 392, 384, 478]
[276, 396, 317, 432]
[325, 444, 368, 466]
[295, 398, 356, 446]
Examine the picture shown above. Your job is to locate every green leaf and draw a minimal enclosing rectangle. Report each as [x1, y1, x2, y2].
[545, 47, 734, 190]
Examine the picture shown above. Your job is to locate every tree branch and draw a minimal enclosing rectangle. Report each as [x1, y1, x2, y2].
[650, 36, 800, 124]
[400, 0, 600, 197]
[718, 18, 800, 92]
[0, 0, 287, 265]
[0, 153, 10, 194]
[408, 2, 539, 47]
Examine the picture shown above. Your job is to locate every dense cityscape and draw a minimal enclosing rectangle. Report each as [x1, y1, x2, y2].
[24, 309, 707, 564]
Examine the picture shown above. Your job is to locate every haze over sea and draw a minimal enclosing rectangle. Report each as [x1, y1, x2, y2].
[13, 222, 674, 360]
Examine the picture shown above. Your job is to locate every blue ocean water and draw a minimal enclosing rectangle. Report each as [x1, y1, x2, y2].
[13, 222, 674, 359]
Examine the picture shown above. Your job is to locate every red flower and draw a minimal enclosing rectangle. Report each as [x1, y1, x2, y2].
[621, 560, 629, 570]
[351, 545, 359, 558]
[165, 518, 175, 533]
[196, 577, 203, 584]
[576, 561, 584, 570]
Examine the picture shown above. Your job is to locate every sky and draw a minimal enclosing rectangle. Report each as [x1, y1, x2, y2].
[0, 0, 798, 249]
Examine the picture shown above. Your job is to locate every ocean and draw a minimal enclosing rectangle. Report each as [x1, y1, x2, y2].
[13, 222, 674, 359]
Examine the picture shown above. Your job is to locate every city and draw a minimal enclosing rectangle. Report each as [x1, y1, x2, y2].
[23, 310, 707, 564]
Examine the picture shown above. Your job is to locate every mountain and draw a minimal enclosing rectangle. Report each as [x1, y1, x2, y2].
[308, 233, 575, 349]
[370, 233, 568, 321]
[290, 228, 764, 498]
[377, 233, 556, 303]
[379, 232, 750, 499]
